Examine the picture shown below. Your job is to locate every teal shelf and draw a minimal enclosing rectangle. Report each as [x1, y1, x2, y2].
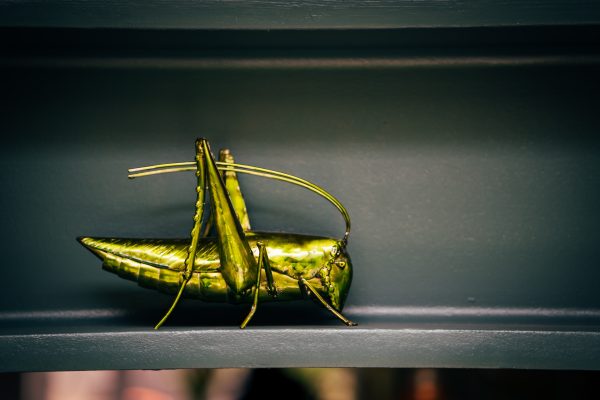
[0, 23, 599, 371]
[1, 0, 600, 29]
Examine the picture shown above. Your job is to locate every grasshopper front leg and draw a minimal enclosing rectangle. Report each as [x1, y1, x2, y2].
[301, 278, 357, 326]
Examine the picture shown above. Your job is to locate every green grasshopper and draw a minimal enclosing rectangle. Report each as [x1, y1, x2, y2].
[79, 139, 355, 329]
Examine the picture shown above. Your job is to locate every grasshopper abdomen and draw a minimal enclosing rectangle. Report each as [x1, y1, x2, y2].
[79, 232, 352, 309]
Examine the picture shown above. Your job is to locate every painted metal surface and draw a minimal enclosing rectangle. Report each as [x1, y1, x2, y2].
[1, 0, 600, 29]
[0, 26, 599, 370]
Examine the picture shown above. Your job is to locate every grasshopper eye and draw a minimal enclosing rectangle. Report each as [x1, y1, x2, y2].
[335, 260, 346, 269]
[330, 244, 341, 257]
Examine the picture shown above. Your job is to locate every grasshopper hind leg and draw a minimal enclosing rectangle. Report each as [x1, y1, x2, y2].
[300, 278, 357, 326]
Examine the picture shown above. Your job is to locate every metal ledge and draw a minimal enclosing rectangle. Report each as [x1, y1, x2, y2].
[1, 0, 600, 30]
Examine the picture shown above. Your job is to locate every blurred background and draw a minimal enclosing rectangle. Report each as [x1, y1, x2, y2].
[2, 368, 600, 400]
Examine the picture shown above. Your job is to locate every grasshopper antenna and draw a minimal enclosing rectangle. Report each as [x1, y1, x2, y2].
[129, 161, 352, 245]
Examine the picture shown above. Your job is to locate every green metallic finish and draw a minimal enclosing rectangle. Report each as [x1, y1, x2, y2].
[78, 232, 352, 310]
[79, 139, 354, 327]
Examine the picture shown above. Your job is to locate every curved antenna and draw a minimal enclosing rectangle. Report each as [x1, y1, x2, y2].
[128, 161, 351, 245]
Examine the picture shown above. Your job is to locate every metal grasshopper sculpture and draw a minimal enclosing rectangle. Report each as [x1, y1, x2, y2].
[79, 139, 355, 329]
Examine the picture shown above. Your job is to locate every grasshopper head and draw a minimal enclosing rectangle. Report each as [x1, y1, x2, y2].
[326, 244, 353, 311]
